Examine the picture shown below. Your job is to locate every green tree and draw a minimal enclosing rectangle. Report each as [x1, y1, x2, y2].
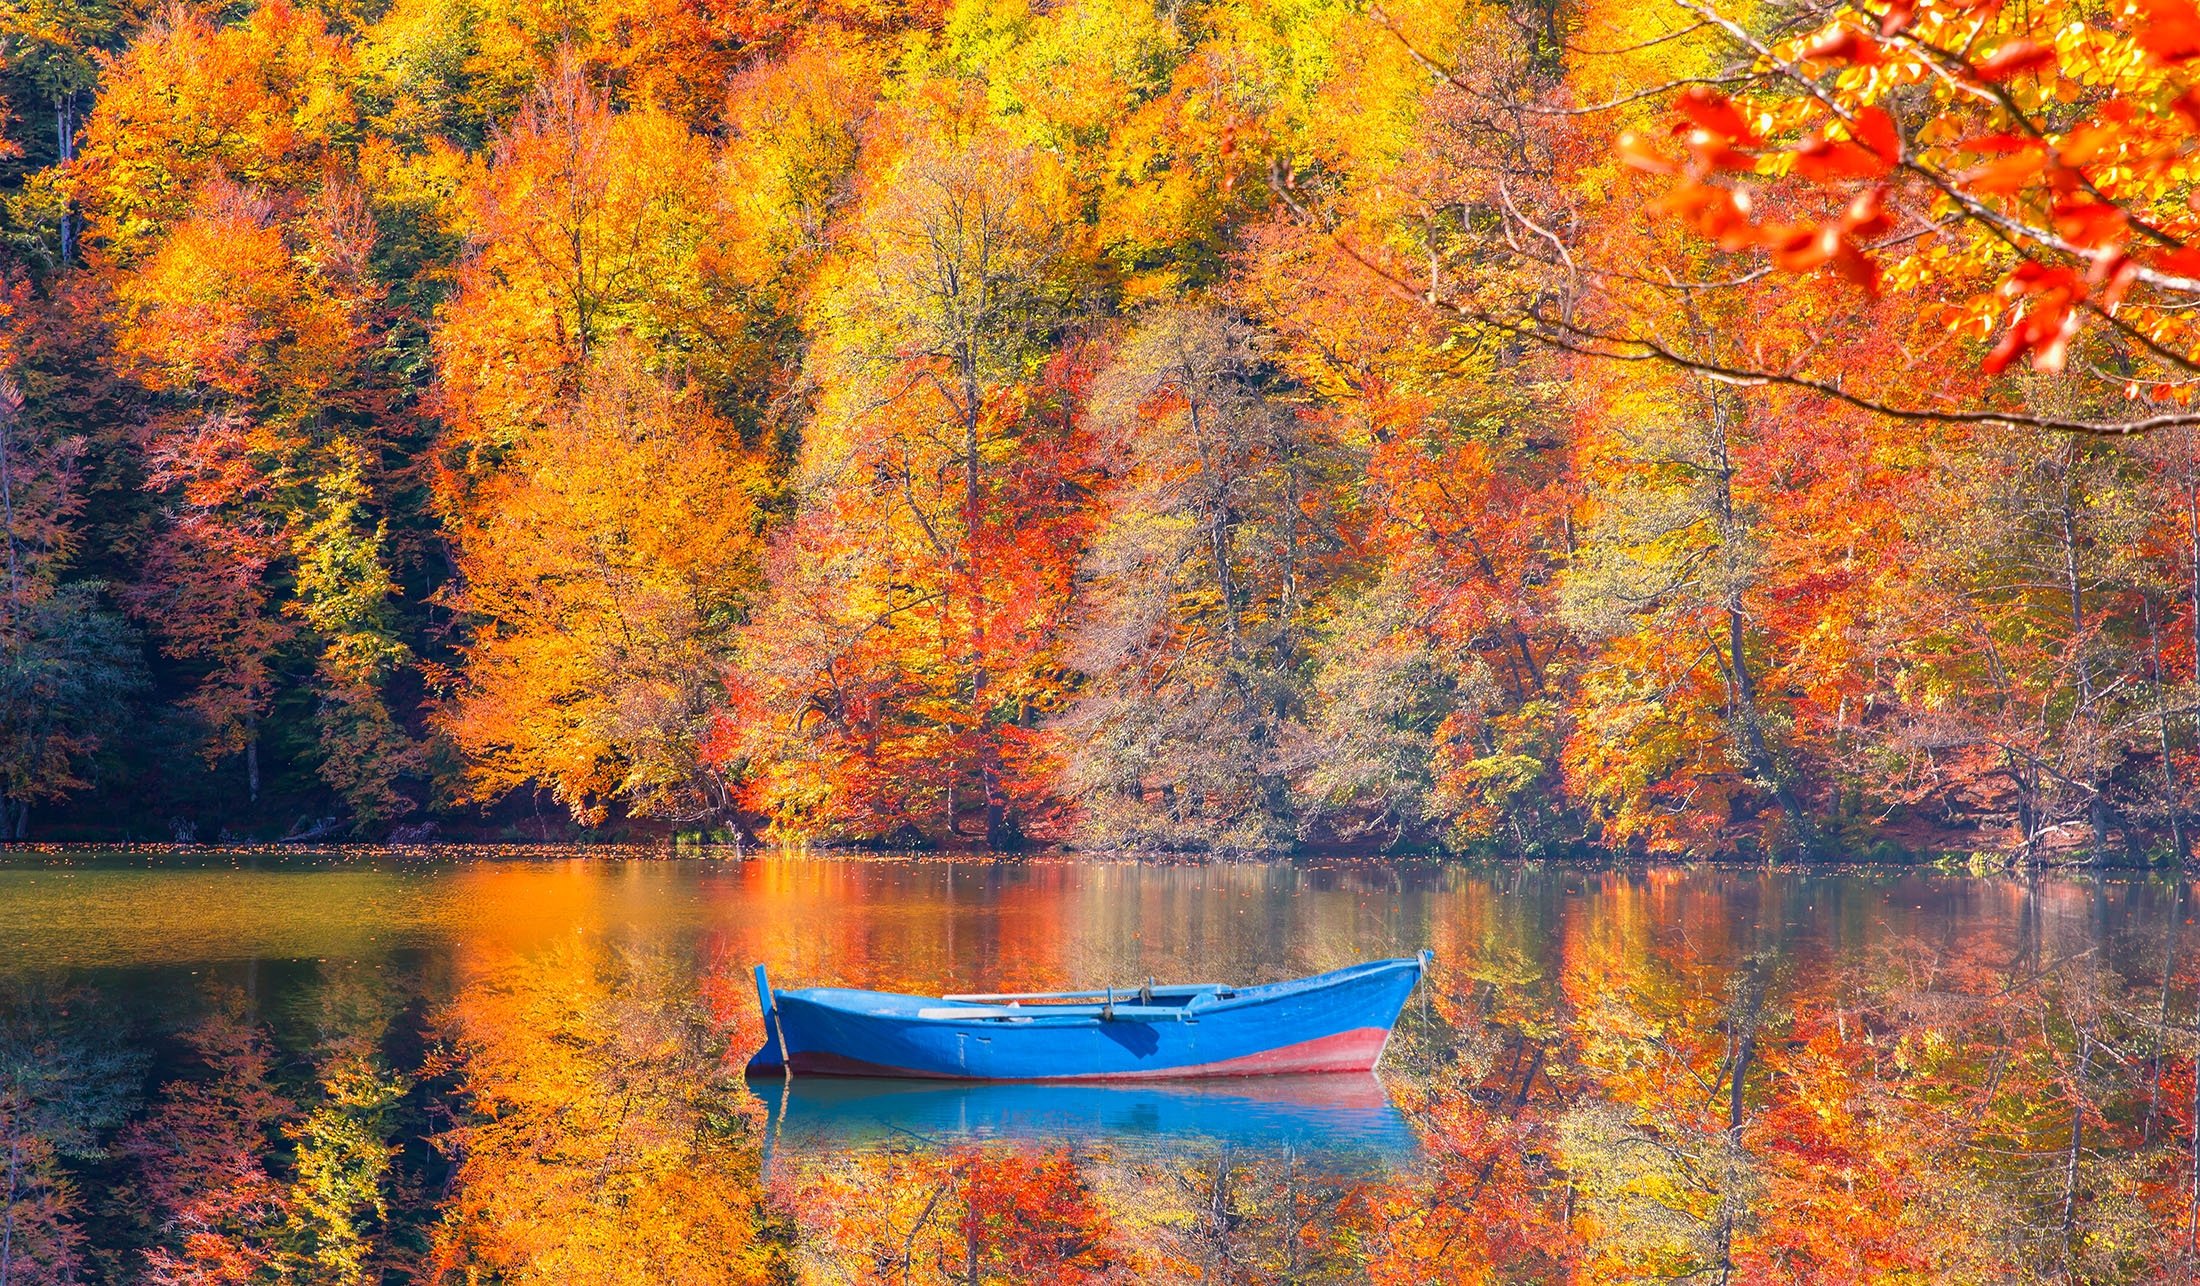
[0, 582, 143, 838]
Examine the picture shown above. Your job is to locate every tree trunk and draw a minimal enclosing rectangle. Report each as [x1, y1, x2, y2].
[2055, 447, 2111, 860]
[958, 372, 1010, 851]
[1277, 444, 1300, 673]
[1728, 1009, 1755, 1132]
[2188, 1015, 2199, 1266]
[0, 388, 19, 616]
[1454, 516, 1546, 697]
[1, 1115, 21, 1286]
[1205, 1151, 1232, 1274]
[2147, 878, 2184, 1144]
[1706, 401, 1811, 853]
[2150, 599, 2187, 864]
[2185, 431, 2199, 687]
[54, 90, 76, 269]
[1709, 958, 1767, 1286]
[1180, 383, 1243, 659]
[2061, 1031, 2092, 1265]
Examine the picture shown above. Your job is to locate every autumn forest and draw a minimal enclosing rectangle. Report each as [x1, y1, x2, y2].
[6, 0, 2200, 860]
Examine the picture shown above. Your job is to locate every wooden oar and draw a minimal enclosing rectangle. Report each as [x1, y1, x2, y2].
[939, 984, 1225, 1002]
[912, 1004, 1191, 1022]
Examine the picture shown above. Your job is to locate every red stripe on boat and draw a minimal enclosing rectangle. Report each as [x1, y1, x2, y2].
[785, 1026, 1392, 1081]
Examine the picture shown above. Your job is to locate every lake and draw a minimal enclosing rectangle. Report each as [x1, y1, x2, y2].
[0, 850, 2192, 1283]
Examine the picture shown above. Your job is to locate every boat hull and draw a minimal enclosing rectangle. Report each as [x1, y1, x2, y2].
[754, 956, 1425, 1081]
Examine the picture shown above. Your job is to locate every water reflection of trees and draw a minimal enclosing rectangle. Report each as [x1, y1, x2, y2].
[770, 1142, 1380, 1284]
[0, 946, 783, 1286]
[422, 944, 775, 1284]
[1370, 882, 2200, 1285]
[0, 886, 2192, 1284]
[0, 985, 143, 1285]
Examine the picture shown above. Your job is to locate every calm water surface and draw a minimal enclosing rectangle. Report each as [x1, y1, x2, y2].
[0, 851, 2193, 1283]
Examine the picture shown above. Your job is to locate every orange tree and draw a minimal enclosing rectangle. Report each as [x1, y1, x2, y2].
[716, 106, 1094, 850]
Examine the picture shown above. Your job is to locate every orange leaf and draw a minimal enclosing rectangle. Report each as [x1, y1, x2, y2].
[1982, 325, 2026, 375]
[1656, 183, 1753, 245]
[1965, 152, 2046, 196]
[2054, 123, 2117, 166]
[1851, 106, 1902, 165]
[2150, 245, 2200, 279]
[1617, 131, 1677, 174]
[2134, 0, 2200, 62]
[2093, 252, 2139, 310]
[2034, 306, 2079, 372]
[2172, 89, 2200, 131]
[1771, 223, 1841, 272]
[1957, 133, 2041, 154]
[1982, 297, 2078, 374]
[1682, 129, 1756, 172]
[1829, 241, 1882, 292]
[1673, 86, 1760, 145]
[2001, 261, 2084, 298]
[1975, 41, 2056, 79]
[1840, 185, 1894, 239]
[2050, 197, 2127, 247]
[1807, 26, 1884, 64]
[1794, 134, 1890, 180]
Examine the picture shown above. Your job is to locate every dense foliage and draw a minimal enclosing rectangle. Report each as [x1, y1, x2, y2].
[6, 0, 2200, 859]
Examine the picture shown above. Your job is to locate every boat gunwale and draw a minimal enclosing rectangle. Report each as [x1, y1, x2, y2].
[772, 955, 1427, 1027]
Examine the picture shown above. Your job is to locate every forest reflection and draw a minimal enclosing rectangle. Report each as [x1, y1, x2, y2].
[0, 860, 2193, 1283]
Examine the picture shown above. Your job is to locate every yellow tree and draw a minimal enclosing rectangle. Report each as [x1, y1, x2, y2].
[1558, 370, 1809, 856]
[432, 61, 748, 467]
[435, 343, 767, 824]
[431, 57, 840, 824]
[724, 106, 1089, 848]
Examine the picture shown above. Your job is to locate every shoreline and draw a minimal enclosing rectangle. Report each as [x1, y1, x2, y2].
[0, 839, 2189, 875]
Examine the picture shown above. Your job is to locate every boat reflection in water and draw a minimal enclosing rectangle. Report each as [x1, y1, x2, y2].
[753, 1071, 1419, 1163]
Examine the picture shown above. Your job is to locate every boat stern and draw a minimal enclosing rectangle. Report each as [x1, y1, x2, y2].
[747, 963, 788, 1077]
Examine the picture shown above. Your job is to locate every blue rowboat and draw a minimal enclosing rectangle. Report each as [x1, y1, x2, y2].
[745, 953, 1430, 1081]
